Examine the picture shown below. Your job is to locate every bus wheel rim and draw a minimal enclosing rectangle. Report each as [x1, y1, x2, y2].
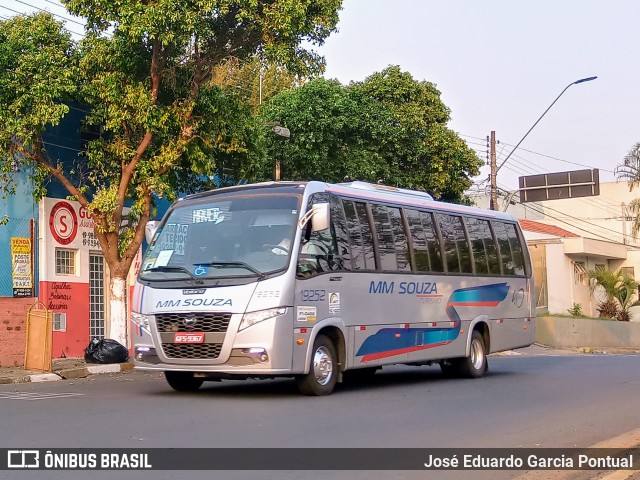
[313, 346, 333, 386]
[471, 338, 484, 370]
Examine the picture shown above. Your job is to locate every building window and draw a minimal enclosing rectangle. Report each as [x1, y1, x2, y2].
[574, 261, 587, 285]
[595, 264, 605, 271]
[55, 249, 76, 275]
[53, 313, 67, 332]
[621, 266, 635, 278]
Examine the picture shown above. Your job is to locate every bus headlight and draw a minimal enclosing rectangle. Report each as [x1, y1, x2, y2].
[239, 307, 287, 331]
[131, 312, 150, 329]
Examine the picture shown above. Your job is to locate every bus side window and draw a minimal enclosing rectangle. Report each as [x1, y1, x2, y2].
[505, 223, 526, 275]
[406, 209, 444, 273]
[387, 207, 411, 272]
[297, 194, 341, 278]
[331, 196, 352, 271]
[437, 213, 472, 274]
[342, 200, 368, 270]
[493, 221, 515, 275]
[354, 202, 376, 270]
[465, 217, 500, 275]
[370, 203, 400, 271]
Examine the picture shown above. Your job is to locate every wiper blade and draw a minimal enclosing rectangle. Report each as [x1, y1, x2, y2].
[145, 266, 203, 284]
[194, 261, 265, 279]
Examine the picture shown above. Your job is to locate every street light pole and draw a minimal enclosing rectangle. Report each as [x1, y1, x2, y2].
[265, 122, 290, 181]
[489, 75, 597, 210]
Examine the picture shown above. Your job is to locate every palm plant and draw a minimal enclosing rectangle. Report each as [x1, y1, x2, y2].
[616, 143, 640, 237]
[588, 268, 639, 320]
[613, 275, 639, 321]
[588, 268, 620, 319]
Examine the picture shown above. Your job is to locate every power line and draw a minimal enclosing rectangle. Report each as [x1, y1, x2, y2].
[1, 3, 85, 37]
[497, 140, 616, 174]
[494, 133, 625, 212]
[498, 182, 630, 244]
[458, 133, 487, 142]
[12, 0, 85, 27]
[0, 4, 26, 17]
[519, 202, 630, 247]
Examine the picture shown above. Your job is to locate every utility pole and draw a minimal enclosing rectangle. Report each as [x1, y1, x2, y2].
[489, 131, 498, 210]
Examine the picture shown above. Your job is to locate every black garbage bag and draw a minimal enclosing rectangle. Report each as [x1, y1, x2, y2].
[84, 338, 130, 364]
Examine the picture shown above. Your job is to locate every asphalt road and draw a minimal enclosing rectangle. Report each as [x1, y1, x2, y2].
[1, 350, 639, 480]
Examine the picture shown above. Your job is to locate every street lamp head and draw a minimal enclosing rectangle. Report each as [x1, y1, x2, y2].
[272, 125, 290, 138]
[574, 76, 597, 84]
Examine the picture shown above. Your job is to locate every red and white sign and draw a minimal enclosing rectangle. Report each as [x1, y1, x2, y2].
[49, 201, 78, 245]
[174, 333, 205, 344]
[43, 198, 97, 249]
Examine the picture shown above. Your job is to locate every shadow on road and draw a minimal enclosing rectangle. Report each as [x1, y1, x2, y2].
[147, 363, 520, 398]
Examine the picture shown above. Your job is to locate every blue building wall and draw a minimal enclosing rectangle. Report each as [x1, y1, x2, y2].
[0, 105, 87, 297]
[0, 167, 38, 297]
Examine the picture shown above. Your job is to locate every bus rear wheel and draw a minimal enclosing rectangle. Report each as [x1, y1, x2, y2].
[456, 331, 488, 378]
[295, 334, 338, 396]
[164, 371, 204, 392]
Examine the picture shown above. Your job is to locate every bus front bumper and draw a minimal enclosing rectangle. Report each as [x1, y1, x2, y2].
[133, 346, 295, 376]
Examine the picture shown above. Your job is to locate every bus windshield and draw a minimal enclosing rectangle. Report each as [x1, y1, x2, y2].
[139, 194, 301, 283]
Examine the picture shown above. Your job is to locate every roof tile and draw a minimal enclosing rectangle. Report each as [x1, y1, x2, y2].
[518, 219, 579, 238]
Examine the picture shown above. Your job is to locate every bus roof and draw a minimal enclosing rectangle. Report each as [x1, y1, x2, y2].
[179, 180, 517, 222]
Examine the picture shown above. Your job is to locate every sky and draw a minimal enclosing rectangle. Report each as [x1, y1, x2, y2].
[316, 0, 640, 192]
[2, 0, 639, 193]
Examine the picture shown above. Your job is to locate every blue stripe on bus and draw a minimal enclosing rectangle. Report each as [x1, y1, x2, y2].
[356, 283, 510, 361]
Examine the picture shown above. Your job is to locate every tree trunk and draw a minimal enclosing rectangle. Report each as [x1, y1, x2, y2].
[109, 276, 129, 347]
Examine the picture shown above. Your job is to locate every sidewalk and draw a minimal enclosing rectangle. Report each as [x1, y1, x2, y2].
[0, 358, 134, 385]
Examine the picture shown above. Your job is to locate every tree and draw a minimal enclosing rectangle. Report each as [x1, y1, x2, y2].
[259, 77, 395, 182]
[212, 55, 302, 112]
[260, 66, 482, 201]
[0, 0, 342, 346]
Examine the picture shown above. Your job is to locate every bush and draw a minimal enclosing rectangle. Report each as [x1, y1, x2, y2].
[596, 299, 619, 319]
[567, 303, 583, 317]
[617, 309, 631, 322]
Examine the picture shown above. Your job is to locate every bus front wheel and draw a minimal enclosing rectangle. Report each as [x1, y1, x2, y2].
[296, 334, 338, 396]
[164, 371, 204, 392]
[457, 331, 488, 378]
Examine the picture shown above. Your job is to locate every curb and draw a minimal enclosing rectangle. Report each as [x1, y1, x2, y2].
[0, 362, 134, 385]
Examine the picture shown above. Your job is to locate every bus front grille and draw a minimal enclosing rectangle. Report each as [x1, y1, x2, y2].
[155, 313, 232, 333]
[161, 343, 222, 359]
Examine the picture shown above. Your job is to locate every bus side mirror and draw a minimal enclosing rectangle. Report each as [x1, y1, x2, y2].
[311, 203, 330, 232]
[145, 220, 159, 244]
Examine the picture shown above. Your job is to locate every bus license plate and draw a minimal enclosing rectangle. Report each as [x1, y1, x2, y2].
[174, 332, 205, 344]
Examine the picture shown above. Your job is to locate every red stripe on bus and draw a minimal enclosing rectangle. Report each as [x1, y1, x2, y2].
[360, 342, 451, 362]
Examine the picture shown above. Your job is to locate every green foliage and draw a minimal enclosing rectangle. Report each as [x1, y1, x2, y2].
[0, 1, 342, 280]
[260, 67, 482, 202]
[213, 55, 301, 112]
[588, 268, 639, 320]
[567, 303, 583, 317]
[0, 13, 79, 197]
